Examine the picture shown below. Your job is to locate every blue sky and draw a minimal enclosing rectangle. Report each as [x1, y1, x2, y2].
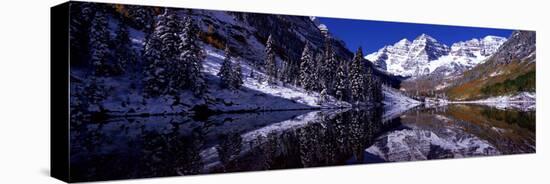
[318, 17, 514, 54]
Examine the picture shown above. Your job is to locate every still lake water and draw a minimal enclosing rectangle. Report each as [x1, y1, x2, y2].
[70, 104, 535, 182]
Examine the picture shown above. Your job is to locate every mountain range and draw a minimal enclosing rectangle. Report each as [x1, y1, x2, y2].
[366, 30, 535, 101]
[365, 34, 507, 77]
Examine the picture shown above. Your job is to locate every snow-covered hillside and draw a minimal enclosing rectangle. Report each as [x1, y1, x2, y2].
[74, 43, 352, 117]
[68, 3, 419, 118]
[382, 85, 420, 121]
[201, 45, 352, 110]
[365, 34, 506, 77]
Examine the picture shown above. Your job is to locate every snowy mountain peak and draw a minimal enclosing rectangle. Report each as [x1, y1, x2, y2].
[415, 33, 438, 43]
[483, 35, 506, 43]
[309, 16, 328, 31]
[395, 38, 411, 46]
[366, 34, 506, 77]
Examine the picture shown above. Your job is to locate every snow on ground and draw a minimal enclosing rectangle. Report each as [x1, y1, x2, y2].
[382, 85, 421, 121]
[452, 92, 536, 111]
[202, 44, 351, 109]
[86, 43, 351, 117]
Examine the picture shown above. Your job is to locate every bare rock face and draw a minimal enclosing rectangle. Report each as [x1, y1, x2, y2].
[190, 10, 353, 65]
[489, 30, 536, 65]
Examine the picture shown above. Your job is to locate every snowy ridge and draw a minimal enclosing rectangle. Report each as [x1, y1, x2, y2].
[382, 85, 421, 121]
[365, 34, 507, 77]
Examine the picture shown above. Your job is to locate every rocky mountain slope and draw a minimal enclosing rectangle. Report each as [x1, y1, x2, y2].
[190, 10, 353, 66]
[446, 31, 535, 100]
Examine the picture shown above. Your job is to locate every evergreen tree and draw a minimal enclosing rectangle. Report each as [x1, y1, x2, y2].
[70, 2, 96, 67]
[218, 46, 234, 89]
[143, 9, 183, 96]
[232, 59, 244, 89]
[218, 45, 242, 90]
[264, 34, 278, 84]
[363, 63, 374, 102]
[349, 47, 366, 103]
[89, 10, 111, 76]
[288, 59, 300, 85]
[127, 5, 154, 30]
[83, 76, 107, 111]
[280, 59, 289, 85]
[180, 15, 206, 96]
[142, 30, 167, 97]
[334, 60, 349, 101]
[299, 42, 316, 91]
[320, 36, 338, 93]
[313, 53, 324, 91]
[113, 21, 135, 74]
[280, 58, 298, 86]
[72, 75, 108, 121]
[374, 77, 384, 103]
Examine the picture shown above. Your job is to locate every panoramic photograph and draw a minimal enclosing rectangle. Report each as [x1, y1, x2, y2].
[66, 1, 535, 182]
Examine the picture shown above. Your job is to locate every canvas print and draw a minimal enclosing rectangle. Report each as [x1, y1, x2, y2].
[58, 1, 535, 182]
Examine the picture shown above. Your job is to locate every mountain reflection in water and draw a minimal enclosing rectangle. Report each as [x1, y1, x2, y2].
[69, 104, 535, 182]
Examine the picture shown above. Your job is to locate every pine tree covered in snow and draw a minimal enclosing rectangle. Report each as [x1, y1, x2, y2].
[218, 46, 234, 88]
[290, 59, 300, 85]
[371, 77, 383, 103]
[142, 30, 166, 97]
[349, 47, 366, 103]
[83, 76, 107, 112]
[232, 59, 244, 89]
[313, 53, 324, 91]
[299, 42, 316, 91]
[180, 15, 206, 96]
[363, 62, 374, 102]
[70, 2, 96, 67]
[280, 59, 289, 85]
[143, 9, 183, 96]
[70, 75, 108, 124]
[126, 5, 154, 30]
[218, 45, 242, 90]
[71, 75, 108, 121]
[320, 36, 338, 93]
[264, 34, 278, 84]
[334, 60, 349, 101]
[89, 10, 111, 76]
[280, 58, 299, 86]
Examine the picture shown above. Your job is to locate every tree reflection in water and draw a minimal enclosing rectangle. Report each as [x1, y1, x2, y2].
[69, 104, 535, 182]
